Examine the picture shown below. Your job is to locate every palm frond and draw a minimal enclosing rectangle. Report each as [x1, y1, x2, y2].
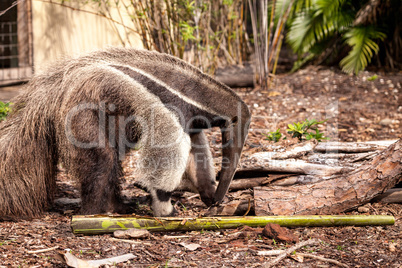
[316, 0, 354, 29]
[286, 0, 353, 55]
[293, 0, 313, 13]
[340, 26, 386, 74]
[316, 0, 345, 16]
[286, 9, 326, 54]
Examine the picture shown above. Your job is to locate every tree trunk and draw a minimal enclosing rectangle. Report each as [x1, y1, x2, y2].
[254, 140, 402, 215]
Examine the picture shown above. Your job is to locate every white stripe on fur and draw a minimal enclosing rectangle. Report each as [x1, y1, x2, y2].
[109, 64, 225, 118]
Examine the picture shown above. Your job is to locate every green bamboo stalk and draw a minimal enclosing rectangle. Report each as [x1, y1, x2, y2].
[71, 215, 395, 235]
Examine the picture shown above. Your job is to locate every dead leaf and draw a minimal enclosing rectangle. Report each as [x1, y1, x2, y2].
[290, 253, 304, 262]
[268, 91, 281, 97]
[179, 242, 201, 251]
[62, 251, 136, 268]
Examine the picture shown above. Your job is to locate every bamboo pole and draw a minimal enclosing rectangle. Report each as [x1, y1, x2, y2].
[71, 215, 395, 235]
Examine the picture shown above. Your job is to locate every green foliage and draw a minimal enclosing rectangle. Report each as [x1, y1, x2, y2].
[0, 101, 12, 122]
[287, 119, 328, 141]
[285, 0, 386, 74]
[127, 0, 249, 73]
[179, 21, 196, 43]
[336, 245, 344, 251]
[265, 119, 329, 143]
[340, 26, 385, 74]
[305, 128, 329, 141]
[263, 128, 282, 142]
[286, 0, 354, 55]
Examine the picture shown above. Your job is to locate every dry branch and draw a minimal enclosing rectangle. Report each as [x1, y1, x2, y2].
[254, 140, 402, 215]
[229, 177, 271, 190]
[371, 188, 402, 204]
[296, 253, 350, 268]
[71, 215, 394, 235]
[248, 157, 352, 176]
[27, 246, 59, 254]
[314, 140, 396, 153]
[271, 140, 318, 159]
[263, 239, 320, 268]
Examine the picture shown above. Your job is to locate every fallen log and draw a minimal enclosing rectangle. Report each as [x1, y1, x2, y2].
[254, 139, 402, 215]
[371, 188, 402, 204]
[270, 140, 317, 160]
[230, 140, 399, 190]
[307, 151, 378, 164]
[248, 157, 353, 176]
[215, 64, 254, 88]
[314, 140, 396, 153]
[71, 215, 395, 235]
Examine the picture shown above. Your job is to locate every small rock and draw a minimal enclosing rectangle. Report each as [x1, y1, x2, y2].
[389, 242, 397, 252]
[113, 228, 150, 239]
[358, 206, 370, 213]
[262, 223, 299, 243]
[379, 118, 393, 126]
[179, 242, 201, 251]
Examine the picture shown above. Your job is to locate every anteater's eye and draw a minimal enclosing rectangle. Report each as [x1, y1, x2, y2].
[231, 116, 238, 126]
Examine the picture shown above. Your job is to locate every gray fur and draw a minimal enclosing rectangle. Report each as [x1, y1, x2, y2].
[0, 47, 250, 219]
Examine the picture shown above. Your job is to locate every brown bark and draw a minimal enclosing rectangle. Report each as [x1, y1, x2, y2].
[254, 139, 402, 215]
[371, 189, 402, 204]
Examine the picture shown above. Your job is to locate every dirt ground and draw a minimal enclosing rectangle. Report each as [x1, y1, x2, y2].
[0, 66, 401, 267]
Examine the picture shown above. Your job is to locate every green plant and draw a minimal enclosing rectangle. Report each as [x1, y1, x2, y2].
[164, 258, 172, 268]
[340, 26, 385, 74]
[0, 101, 12, 121]
[285, 0, 391, 74]
[179, 202, 188, 211]
[265, 119, 329, 143]
[121, 0, 250, 73]
[263, 128, 282, 142]
[367, 74, 378, 81]
[287, 119, 328, 142]
[305, 128, 330, 142]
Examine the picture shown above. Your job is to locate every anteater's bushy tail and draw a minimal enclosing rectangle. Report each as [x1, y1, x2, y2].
[0, 92, 58, 220]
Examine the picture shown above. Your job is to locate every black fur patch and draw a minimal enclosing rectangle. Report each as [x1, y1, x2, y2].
[156, 189, 173, 202]
[110, 65, 226, 130]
